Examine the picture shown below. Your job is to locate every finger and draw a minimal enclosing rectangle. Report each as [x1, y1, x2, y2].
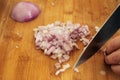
[105, 49, 120, 65]
[106, 36, 120, 54]
[111, 65, 120, 75]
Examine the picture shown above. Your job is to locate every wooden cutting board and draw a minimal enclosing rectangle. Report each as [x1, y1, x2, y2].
[0, 0, 120, 80]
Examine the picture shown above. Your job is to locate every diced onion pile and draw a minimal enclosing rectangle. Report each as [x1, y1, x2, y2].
[34, 21, 91, 75]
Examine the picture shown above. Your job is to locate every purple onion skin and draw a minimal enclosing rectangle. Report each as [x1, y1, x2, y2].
[11, 1, 40, 22]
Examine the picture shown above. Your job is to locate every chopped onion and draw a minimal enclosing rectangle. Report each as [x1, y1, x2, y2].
[15, 45, 19, 48]
[95, 26, 100, 32]
[34, 21, 90, 64]
[51, 2, 55, 6]
[80, 37, 90, 46]
[55, 63, 70, 75]
[55, 63, 61, 69]
[74, 68, 80, 73]
[11, 1, 40, 22]
[100, 70, 106, 75]
[34, 21, 91, 75]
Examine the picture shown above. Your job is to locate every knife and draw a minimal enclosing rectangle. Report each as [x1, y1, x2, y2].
[73, 5, 120, 68]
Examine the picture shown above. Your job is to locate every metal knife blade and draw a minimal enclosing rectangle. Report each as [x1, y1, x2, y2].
[73, 5, 120, 68]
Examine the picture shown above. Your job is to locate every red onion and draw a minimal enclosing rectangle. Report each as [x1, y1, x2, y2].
[34, 21, 91, 75]
[11, 1, 40, 22]
[34, 21, 90, 64]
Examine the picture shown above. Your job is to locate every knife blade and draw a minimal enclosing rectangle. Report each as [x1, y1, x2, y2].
[73, 5, 120, 68]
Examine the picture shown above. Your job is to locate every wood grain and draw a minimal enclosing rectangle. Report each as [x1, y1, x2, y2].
[0, 0, 120, 80]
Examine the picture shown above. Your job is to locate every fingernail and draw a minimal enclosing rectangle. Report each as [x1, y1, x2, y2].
[103, 48, 107, 56]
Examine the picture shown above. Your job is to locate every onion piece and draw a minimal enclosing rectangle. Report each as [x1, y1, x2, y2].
[95, 26, 100, 32]
[74, 68, 80, 73]
[100, 70, 106, 75]
[15, 45, 19, 48]
[11, 1, 40, 22]
[55, 63, 70, 75]
[55, 63, 61, 69]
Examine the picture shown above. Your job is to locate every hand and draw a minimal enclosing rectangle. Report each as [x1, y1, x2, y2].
[105, 36, 120, 75]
